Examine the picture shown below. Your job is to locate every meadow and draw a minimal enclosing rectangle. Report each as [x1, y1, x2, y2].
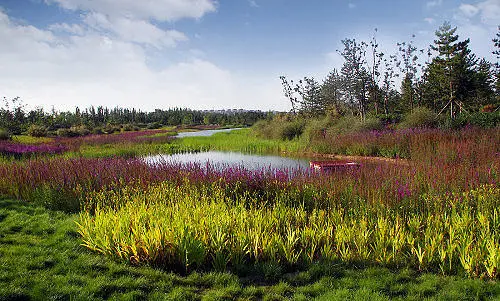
[0, 126, 498, 299]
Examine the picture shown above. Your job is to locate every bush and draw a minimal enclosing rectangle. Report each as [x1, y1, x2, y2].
[147, 122, 162, 130]
[71, 125, 90, 136]
[323, 116, 384, 134]
[57, 128, 78, 138]
[355, 117, 383, 132]
[0, 128, 11, 140]
[252, 120, 275, 139]
[27, 124, 48, 137]
[92, 127, 104, 135]
[280, 120, 305, 140]
[301, 116, 334, 142]
[467, 112, 500, 128]
[122, 124, 139, 132]
[103, 125, 120, 134]
[399, 107, 438, 129]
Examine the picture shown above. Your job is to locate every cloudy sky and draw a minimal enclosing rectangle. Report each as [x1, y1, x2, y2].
[0, 0, 498, 112]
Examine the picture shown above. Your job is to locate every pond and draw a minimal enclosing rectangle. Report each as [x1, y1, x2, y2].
[175, 128, 241, 138]
[145, 151, 312, 171]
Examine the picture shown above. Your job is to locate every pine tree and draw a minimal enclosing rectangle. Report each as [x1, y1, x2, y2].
[422, 22, 475, 117]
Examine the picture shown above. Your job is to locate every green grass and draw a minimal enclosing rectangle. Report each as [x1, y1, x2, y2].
[172, 129, 304, 154]
[0, 198, 498, 300]
[11, 135, 54, 144]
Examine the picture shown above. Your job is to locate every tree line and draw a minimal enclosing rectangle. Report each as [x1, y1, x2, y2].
[280, 22, 500, 120]
[0, 99, 269, 137]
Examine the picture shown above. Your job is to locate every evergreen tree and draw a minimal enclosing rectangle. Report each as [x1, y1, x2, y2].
[423, 22, 475, 116]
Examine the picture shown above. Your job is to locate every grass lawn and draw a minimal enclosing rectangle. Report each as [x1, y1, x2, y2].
[0, 198, 498, 300]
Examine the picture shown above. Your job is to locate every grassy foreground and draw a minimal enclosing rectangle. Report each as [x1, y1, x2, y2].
[1, 198, 499, 300]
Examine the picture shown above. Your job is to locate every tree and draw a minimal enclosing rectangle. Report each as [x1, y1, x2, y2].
[397, 37, 420, 111]
[279, 76, 324, 116]
[321, 69, 345, 115]
[493, 26, 500, 102]
[471, 58, 495, 109]
[339, 38, 370, 119]
[381, 54, 399, 114]
[364, 29, 385, 115]
[423, 22, 475, 117]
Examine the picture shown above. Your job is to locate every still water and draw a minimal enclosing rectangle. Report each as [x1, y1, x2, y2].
[145, 151, 311, 171]
[174, 128, 240, 138]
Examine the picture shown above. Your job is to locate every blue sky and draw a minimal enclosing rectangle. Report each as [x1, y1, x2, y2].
[0, 0, 498, 111]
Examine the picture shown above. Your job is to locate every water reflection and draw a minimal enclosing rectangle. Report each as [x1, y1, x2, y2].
[145, 151, 311, 171]
[175, 128, 240, 138]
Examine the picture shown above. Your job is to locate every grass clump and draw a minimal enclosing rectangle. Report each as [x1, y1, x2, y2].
[78, 181, 499, 279]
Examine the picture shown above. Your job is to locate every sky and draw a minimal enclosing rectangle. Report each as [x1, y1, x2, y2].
[0, 0, 499, 112]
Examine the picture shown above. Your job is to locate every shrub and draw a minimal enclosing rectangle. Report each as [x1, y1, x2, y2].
[252, 120, 276, 139]
[27, 124, 48, 137]
[92, 127, 104, 135]
[467, 112, 500, 128]
[328, 116, 364, 134]
[354, 117, 383, 132]
[301, 117, 333, 142]
[280, 121, 305, 140]
[122, 124, 139, 132]
[103, 125, 120, 134]
[0, 128, 11, 140]
[57, 128, 78, 138]
[71, 125, 90, 136]
[122, 124, 134, 132]
[399, 107, 438, 129]
[147, 122, 162, 130]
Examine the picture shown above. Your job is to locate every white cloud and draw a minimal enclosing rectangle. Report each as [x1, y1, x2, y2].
[0, 10, 286, 112]
[82, 13, 187, 48]
[348, 3, 356, 9]
[426, 0, 443, 8]
[45, 0, 217, 22]
[459, 4, 480, 18]
[48, 22, 85, 35]
[248, 0, 259, 8]
[476, 0, 500, 26]
[44, 0, 215, 49]
[453, 0, 499, 60]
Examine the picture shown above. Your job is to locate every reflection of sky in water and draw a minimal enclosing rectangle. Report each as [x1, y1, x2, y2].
[145, 151, 312, 172]
[175, 128, 239, 138]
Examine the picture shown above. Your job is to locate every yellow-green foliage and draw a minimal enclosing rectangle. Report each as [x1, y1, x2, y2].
[12, 135, 53, 144]
[78, 182, 499, 278]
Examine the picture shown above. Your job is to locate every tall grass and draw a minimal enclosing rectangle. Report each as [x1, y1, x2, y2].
[78, 181, 499, 278]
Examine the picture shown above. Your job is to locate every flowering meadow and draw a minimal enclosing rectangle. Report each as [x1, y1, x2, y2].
[0, 127, 498, 279]
[0, 129, 175, 159]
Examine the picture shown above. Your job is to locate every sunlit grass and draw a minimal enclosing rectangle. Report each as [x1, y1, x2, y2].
[174, 128, 305, 154]
[1, 198, 498, 300]
[78, 181, 499, 278]
[12, 135, 54, 144]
